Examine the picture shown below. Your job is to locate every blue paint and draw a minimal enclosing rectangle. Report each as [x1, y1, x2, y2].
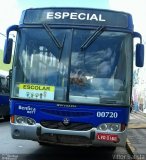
[10, 99, 130, 126]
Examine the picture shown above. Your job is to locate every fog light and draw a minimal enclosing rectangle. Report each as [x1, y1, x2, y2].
[98, 124, 108, 131]
[27, 118, 36, 125]
[16, 116, 24, 124]
[14, 129, 20, 137]
[109, 124, 120, 131]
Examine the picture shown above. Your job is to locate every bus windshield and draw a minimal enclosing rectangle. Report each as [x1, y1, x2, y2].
[12, 28, 132, 105]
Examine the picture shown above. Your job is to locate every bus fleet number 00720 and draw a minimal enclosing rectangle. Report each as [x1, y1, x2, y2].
[97, 111, 118, 118]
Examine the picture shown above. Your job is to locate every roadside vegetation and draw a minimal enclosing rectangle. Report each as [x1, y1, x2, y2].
[0, 49, 12, 71]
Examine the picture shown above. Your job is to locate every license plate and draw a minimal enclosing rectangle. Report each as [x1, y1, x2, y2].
[96, 133, 118, 142]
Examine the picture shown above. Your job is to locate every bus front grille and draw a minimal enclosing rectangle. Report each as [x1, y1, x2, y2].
[39, 133, 92, 146]
[40, 120, 93, 131]
[41, 108, 93, 117]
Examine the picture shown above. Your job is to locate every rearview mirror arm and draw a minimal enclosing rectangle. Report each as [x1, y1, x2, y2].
[133, 32, 142, 44]
[6, 25, 19, 38]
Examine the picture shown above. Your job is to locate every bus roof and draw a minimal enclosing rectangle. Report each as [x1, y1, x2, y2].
[20, 7, 133, 30]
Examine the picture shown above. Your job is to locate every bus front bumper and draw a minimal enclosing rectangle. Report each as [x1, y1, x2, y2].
[11, 123, 127, 147]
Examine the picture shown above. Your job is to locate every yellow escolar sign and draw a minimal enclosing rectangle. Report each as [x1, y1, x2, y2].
[19, 84, 55, 92]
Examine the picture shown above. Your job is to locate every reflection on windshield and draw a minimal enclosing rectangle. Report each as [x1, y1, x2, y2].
[13, 28, 70, 101]
[69, 30, 132, 105]
[13, 28, 132, 105]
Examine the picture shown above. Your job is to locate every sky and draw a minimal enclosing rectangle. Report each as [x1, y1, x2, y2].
[0, 0, 146, 49]
[109, 0, 146, 41]
[0, 0, 109, 49]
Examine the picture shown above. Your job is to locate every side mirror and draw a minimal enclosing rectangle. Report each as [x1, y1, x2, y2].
[3, 25, 18, 64]
[3, 38, 13, 64]
[136, 43, 144, 67]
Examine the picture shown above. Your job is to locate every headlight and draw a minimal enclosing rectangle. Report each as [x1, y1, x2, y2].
[16, 116, 25, 124]
[15, 116, 36, 125]
[98, 124, 108, 131]
[97, 123, 121, 132]
[27, 118, 36, 125]
[109, 124, 120, 131]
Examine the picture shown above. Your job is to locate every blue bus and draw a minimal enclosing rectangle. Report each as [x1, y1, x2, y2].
[0, 70, 9, 119]
[3, 8, 144, 148]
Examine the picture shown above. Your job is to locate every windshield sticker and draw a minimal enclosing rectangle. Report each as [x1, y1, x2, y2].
[18, 84, 55, 100]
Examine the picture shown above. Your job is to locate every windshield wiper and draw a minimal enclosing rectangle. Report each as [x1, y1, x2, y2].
[80, 26, 105, 51]
[43, 23, 62, 49]
[43, 23, 66, 61]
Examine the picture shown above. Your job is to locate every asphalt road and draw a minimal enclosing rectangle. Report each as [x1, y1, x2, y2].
[0, 119, 131, 160]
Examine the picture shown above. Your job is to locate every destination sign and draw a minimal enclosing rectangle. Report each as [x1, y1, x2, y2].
[46, 12, 106, 22]
[22, 8, 132, 28]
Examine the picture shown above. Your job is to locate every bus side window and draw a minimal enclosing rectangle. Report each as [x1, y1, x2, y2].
[0, 76, 9, 94]
[0, 77, 2, 93]
[5, 76, 10, 93]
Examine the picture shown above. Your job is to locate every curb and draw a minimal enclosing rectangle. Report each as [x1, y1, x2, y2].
[126, 139, 135, 155]
[128, 123, 146, 129]
[126, 139, 140, 160]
